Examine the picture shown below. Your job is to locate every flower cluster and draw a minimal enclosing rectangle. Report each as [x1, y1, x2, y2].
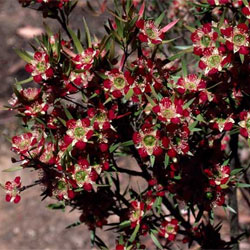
[4, 0, 250, 249]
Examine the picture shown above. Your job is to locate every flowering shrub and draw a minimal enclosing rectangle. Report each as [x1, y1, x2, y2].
[2, 0, 250, 249]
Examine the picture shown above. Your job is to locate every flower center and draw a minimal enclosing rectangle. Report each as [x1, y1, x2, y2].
[96, 113, 106, 122]
[58, 181, 66, 190]
[162, 108, 175, 120]
[19, 140, 29, 150]
[185, 82, 196, 90]
[74, 127, 85, 139]
[246, 119, 250, 129]
[75, 170, 87, 182]
[208, 55, 221, 68]
[145, 28, 157, 39]
[132, 209, 141, 220]
[114, 76, 126, 89]
[233, 34, 246, 46]
[36, 62, 46, 73]
[167, 225, 175, 233]
[201, 35, 211, 47]
[44, 152, 53, 162]
[143, 135, 156, 147]
[83, 55, 92, 63]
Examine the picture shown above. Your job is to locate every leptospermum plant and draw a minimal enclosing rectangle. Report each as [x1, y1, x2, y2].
[2, 0, 250, 249]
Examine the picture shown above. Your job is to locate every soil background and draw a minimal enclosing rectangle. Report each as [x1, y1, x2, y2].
[0, 1, 250, 249]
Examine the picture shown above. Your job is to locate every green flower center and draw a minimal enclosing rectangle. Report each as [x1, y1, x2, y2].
[44, 152, 53, 162]
[36, 62, 46, 73]
[208, 55, 221, 67]
[145, 28, 157, 39]
[132, 209, 141, 220]
[233, 34, 245, 46]
[201, 35, 211, 47]
[143, 135, 156, 147]
[58, 181, 66, 190]
[186, 82, 196, 90]
[162, 109, 175, 119]
[74, 127, 85, 138]
[75, 170, 87, 182]
[206, 192, 213, 200]
[114, 76, 126, 89]
[19, 140, 29, 150]
[83, 55, 92, 63]
[167, 225, 174, 233]
[246, 119, 250, 129]
[96, 113, 106, 122]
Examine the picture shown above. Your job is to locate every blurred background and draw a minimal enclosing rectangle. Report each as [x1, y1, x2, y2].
[1, 1, 250, 249]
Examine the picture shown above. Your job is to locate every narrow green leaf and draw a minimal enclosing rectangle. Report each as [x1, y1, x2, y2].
[43, 22, 53, 36]
[120, 140, 134, 147]
[183, 97, 196, 109]
[240, 54, 244, 64]
[181, 59, 187, 77]
[231, 168, 242, 176]
[2, 166, 23, 172]
[196, 114, 206, 123]
[58, 117, 66, 126]
[119, 220, 131, 229]
[91, 230, 95, 246]
[237, 182, 250, 188]
[189, 120, 198, 131]
[63, 106, 73, 120]
[115, 18, 123, 38]
[68, 28, 83, 53]
[150, 232, 163, 250]
[129, 224, 140, 242]
[109, 143, 120, 153]
[222, 158, 230, 166]
[15, 49, 33, 63]
[155, 11, 165, 26]
[225, 205, 237, 214]
[47, 202, 65, 210]
[243, 0, 249, 7]
[150, 85, 159, 100]
[168, 47, 193, 61]
[184, 24, 196, 33]
[145, 94, 155, 106]
[83, 17, 92, 48]
[125, 88, 134, 101]
[15, 77, 33, 85]
[150, 155, 155, 167]
[164, 154, 169, 168]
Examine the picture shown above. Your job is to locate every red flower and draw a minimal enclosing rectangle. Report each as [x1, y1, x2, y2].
[153, 97, 188, 125]
[5, 177, 22, 204]
[11, 131, 44, 158]
[39, 142, 56, 164]
[176, 74, 206, 94]
[65, 119, 94, 149]
[71, 159, 105, 191]
[159, 218, 179, 241]
[238, 111, 250, 138]
[191, 23, 218, 56]
[133, 128, 164, 157]
[72, 48, 99, 70]
[198, 48, 231, 75]
[103, 69, 132, 99]
[129, 200, 145, 228]
[25, 51, 53, 83]
[221, 23, 249, 54]
[136, 19, 178, 45]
